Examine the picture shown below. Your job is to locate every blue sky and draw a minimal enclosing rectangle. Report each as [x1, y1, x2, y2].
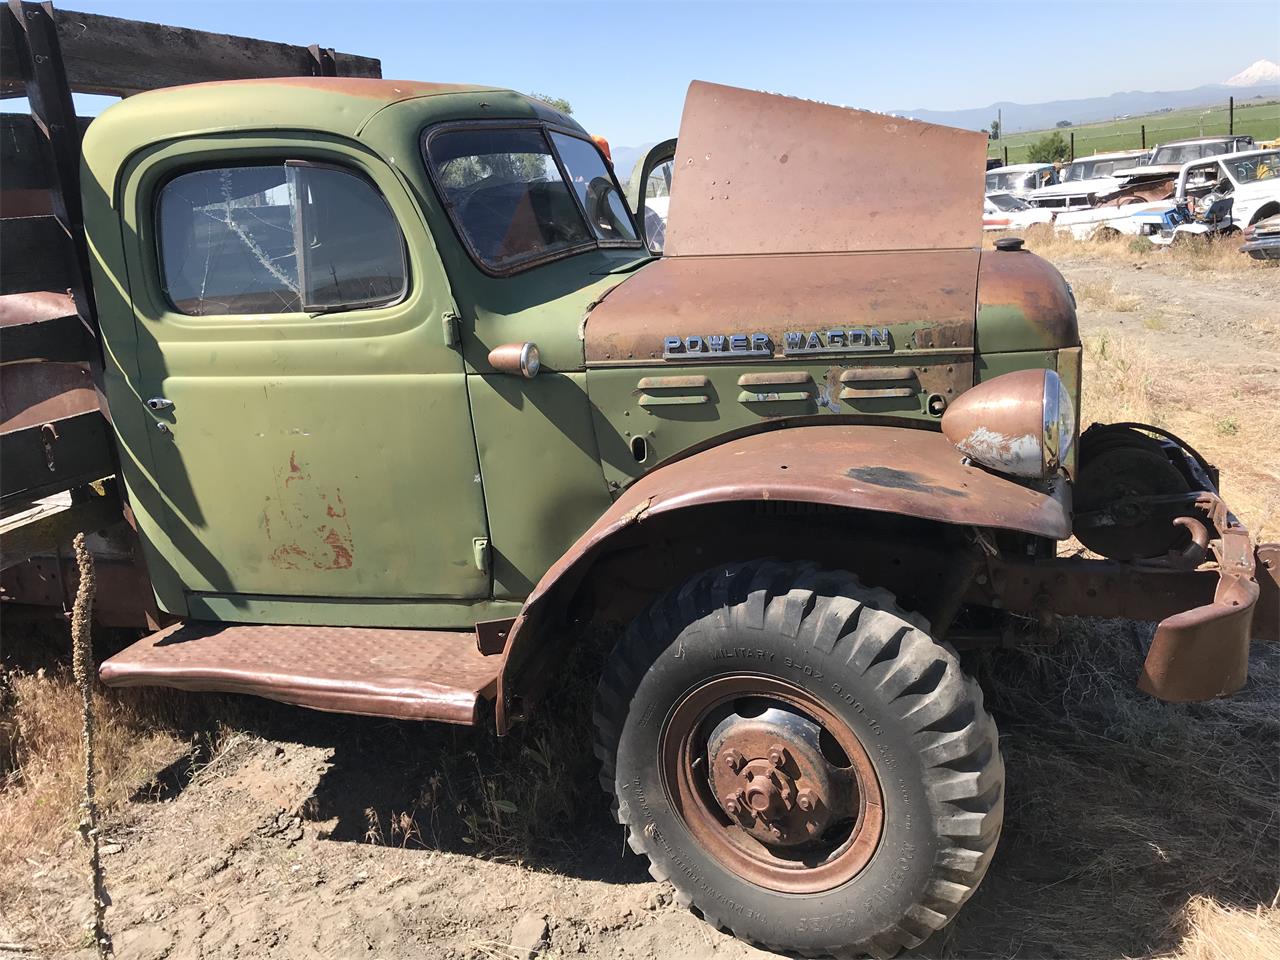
[57, 0, 1280, 149]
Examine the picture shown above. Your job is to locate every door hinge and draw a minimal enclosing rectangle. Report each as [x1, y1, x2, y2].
[472, 537, 490, 575]
[442, 311, 460, 347]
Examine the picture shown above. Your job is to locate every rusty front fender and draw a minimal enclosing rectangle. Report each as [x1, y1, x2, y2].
[495, 423, 1069, 732]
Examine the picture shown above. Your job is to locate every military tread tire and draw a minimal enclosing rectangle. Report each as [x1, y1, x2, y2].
[592, 560, 1003, 959]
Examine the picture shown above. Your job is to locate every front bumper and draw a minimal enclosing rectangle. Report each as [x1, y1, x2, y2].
[1137, 495, 1273, 701]
[970, 493, 1278, 703]
[1240, 235, 1280, 261]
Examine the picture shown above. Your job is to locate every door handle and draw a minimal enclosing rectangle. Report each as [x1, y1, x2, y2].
[146, 397, 174, 411]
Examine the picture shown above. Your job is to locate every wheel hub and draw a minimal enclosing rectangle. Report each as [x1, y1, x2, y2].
[706, 708, 838, 848]
[662, 674, 885, 894]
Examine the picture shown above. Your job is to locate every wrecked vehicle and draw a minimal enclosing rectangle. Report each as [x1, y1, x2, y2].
[7, 24, 1277, 953]
[1112, 134, 1257, 181]
[984, 161, 1057, 198]
[1137, 149, 1280, 244]
[1027, 149, 1149, 211]
[1241, 212, 1280, 259]
[983, 191, 1055, 229]
[1062, 149, 1280, 244]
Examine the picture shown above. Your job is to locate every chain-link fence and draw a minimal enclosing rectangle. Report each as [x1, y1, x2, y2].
[989, 100, 1280, 165]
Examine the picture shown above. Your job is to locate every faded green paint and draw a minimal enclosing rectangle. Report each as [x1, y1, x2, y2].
[469, 372, 614, 599]
[975, 350, 1060, 382]
[80, 79, 1080, 630]
[586, 361, 956, 491]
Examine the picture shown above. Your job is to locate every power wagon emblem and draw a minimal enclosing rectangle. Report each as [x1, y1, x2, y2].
[783, 329, 892, 356]
[663, 333, 772, 359]
[662, 329, 892, 361]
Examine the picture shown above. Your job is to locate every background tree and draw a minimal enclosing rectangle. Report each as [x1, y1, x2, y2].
[529, 93, 573, 115]
[990, 118, 1001, 140]
[1056, 120, 1073, 128]
[1027, 131, 1070, 164]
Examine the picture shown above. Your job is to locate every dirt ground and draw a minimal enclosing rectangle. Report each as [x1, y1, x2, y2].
[3, 240, 1278, 960]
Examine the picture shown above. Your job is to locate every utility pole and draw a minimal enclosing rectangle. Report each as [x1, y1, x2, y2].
[1229, 96, 1234, 135]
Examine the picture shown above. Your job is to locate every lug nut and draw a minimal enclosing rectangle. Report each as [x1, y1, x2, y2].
[721, 748, 744, 772]
[723, 795, 741, 816]
[768, 824, 783, 839]
[768, 744, 788, 768]
[797, 789, 818, 812]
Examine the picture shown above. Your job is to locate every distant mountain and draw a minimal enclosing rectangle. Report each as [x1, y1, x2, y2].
[610, 143, 655, 183]
[1226, 59, 1280, 87]
[893, 62, 1279, 133]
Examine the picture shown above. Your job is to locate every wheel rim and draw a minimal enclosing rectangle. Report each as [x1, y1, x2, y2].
[660, 674, 884, 894]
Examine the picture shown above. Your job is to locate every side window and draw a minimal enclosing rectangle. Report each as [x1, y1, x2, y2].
[642, 159, 674, 253]
[158, 162, 407, 316]
[549, 132, 638, 244]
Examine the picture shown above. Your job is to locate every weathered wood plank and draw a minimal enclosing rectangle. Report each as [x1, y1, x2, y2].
[0, 291, 89, 362]
[1, 7, 381, 97]
[1, 114, 91, 191]
[0, 216, 74, 294]
[0, 486, 121, 570]
[1, 409, 114, 503]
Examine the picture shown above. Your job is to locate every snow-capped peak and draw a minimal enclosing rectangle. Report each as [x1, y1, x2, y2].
[1225, 59, 1280, 87]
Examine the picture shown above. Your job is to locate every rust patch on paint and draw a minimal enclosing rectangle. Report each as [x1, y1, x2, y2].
[263, 452, 355, 571]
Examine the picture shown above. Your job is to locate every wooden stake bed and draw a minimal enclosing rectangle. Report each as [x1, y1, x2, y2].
[100, 622, 498, 725]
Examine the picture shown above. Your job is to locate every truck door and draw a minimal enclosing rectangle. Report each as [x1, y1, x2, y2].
[114, 138, 490, 613]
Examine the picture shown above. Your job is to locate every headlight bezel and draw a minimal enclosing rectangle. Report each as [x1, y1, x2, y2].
[941, 367, 1077, 481]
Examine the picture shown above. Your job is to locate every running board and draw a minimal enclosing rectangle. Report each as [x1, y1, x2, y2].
[99, 622, 499, 725]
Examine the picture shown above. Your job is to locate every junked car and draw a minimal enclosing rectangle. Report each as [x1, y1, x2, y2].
[1058, 149, 1279, 243]
[1027, 149, 1149, 211]
[18, 71, 1268, 960]
[983, 191, 1055, 230]
[985, 162, 1057, 198]
[1241, 212, 1280, 259]
[1135, 148, 1280, 245]
[1113, 135, 1257, 181]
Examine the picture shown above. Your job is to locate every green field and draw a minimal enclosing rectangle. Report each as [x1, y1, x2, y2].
[989, 98, 1280, 164]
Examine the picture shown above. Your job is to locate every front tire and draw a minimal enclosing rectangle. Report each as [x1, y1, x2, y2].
[593, 561, 1003, 959]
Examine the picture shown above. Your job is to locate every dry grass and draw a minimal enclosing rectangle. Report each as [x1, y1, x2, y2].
[0, 669, 188, 871]
[953, 620, 1280, 958]
[1079, 330, 1280, 537]
[996, 223, 1280, 275]
[1074, 279, 1141, 312]
[1157, 896, 1280, 960]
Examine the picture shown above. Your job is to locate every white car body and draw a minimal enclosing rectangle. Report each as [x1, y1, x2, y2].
[1178, 148, 1280, 228]
[1054, 201, 1168, 241]
[983, 192, 1055, 230]
[1027, 150, 1149, 211]
[984, 163, 1057, 199]
[1111, 136, 1256, 182]
[1056, 149, 1280, 243]
[1141, 148, 1280, 245]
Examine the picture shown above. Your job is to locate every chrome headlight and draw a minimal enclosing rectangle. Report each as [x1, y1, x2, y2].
[941, 368, 1076, 479]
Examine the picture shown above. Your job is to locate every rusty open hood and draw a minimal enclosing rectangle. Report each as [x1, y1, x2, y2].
[663, 80, 987, 256]
[585, 82, 988, 365]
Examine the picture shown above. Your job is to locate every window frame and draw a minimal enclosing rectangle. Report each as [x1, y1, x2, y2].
[421, 119, 643, 278]
[154, 157, 410, 318]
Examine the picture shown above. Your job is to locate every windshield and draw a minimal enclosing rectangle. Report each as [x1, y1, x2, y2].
[1152, 142, 1233, 165]
[426, 126, 639, 272]
[1060, 158, 1131, 181]
[987, 192, 1029, 212]
[985, 170, 1035, 192]
[1223, 152, 1280, 184]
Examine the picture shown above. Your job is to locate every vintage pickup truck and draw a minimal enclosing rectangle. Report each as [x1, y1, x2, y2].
[3, 7, 1276, 957]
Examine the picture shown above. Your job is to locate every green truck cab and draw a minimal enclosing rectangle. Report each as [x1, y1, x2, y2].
[77, 77, 1275, 957]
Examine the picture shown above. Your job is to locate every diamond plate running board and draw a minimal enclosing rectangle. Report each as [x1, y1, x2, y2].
[100, 622, 498, 725]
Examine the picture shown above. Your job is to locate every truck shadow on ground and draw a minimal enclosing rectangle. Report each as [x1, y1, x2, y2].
[135, 618, 1278, 959]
